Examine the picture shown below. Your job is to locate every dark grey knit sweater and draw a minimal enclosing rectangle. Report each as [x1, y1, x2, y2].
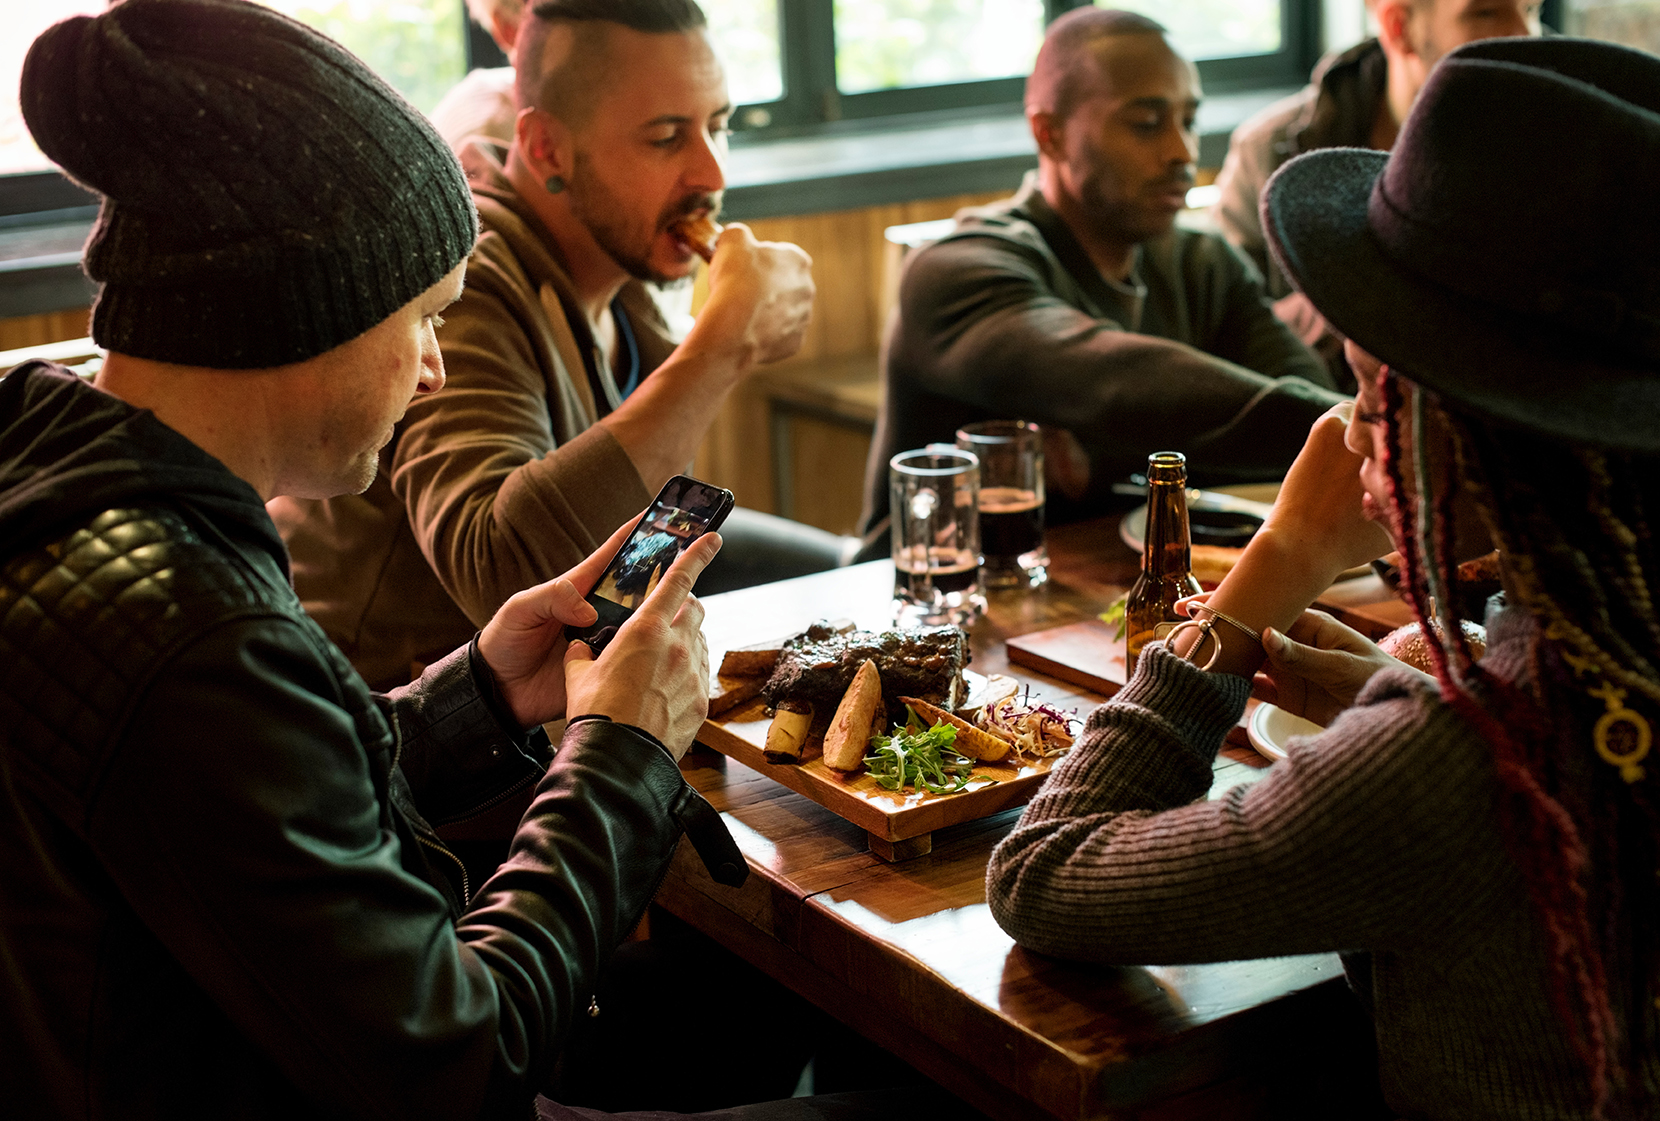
[987, 608, 1625, 1119]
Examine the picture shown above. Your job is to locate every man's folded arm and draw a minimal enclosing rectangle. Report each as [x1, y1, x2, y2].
[896, 239, 1344, 485]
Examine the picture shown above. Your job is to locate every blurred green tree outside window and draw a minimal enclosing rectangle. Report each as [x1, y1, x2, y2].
[1116, 0, 1282, 61]
[707, 0, 785, 105]
[836, 0, 1047, 94]
[258, 0, 467, 116]
[831, 0, 1284, 98]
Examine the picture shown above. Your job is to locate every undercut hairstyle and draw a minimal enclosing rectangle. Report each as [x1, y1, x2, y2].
[1377, 372, 1659, 1119]
[1026, 7, 1169, 122]
[515, 0, 708, 123]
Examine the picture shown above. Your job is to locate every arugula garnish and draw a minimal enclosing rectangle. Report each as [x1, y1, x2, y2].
[1099, 594, 1127, 641]
[864, 708, 981, 794]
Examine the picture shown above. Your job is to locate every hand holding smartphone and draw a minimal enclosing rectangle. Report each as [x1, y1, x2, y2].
[565, 475, 735, 654]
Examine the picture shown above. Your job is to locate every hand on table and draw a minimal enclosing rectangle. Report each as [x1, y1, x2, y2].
[695, 222, 815, 369]
[1254, 609, 1430, 727]
[563, 533, 720, 760]
[476, 515, 643, 729]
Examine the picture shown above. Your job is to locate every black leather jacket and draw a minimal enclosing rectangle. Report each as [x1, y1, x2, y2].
[0, 364, 739, 1119]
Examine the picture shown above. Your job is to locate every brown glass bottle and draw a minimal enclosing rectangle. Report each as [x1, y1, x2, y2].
[1124, 452, 1203, 676]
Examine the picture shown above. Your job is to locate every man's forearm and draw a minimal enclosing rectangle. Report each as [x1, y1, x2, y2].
[598, 345, 744, 492]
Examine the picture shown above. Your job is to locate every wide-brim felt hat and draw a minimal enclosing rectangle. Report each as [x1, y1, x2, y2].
[1263, 37, 1660, 452]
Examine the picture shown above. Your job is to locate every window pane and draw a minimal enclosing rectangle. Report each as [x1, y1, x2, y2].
[1105, 0, 1282, 60]
[707, 0, 785, 105]
[1, 2, 105, 176]
[835, 0, 1046, 94]
[257, 0, 466, 116]
[1562, 0, 1660, 55]
[2, 2, 467, 177]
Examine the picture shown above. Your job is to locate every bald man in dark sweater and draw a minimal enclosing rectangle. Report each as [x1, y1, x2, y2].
[862, 9, 1342, 539]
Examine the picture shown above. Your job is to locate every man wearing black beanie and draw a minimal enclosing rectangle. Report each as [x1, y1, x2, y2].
[0, 3, 948, 1119]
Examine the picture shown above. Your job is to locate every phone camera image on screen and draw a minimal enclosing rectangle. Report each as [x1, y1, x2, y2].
[567, 475, 735, 653]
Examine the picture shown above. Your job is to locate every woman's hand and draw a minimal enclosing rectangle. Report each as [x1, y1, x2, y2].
[1254, 609, 1428, 727]
[1256, 400, 1395, 585]
[1168, 403, 1395, 680]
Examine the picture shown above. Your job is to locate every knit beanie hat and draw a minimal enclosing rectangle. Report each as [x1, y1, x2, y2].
[20, 0, 478, 369]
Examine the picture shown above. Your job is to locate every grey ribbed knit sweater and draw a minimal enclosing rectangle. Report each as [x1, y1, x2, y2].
[987, 608, 1623, 1119]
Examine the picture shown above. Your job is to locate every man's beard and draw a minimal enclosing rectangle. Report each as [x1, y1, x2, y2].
[1076, 162, 1191, 251]
[569, 153, 718, 285]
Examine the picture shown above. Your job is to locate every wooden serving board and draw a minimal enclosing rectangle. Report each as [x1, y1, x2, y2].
[697, 671, 1064, 862]
[1005, 618, 1127, 698]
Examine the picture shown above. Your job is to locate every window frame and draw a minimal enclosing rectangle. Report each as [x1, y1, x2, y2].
[731, 0, 1324, 137]
[7, 0, 1573, 297]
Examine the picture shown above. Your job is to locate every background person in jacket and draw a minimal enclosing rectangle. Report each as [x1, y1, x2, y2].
[0, 3, 945, 1118]
[861, 8, 1343, 542]
[1211, 0, 1537, 368]
[276, 0, 846, 692]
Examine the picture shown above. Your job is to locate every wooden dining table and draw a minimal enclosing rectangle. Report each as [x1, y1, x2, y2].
[653, 516, 1410, 1121]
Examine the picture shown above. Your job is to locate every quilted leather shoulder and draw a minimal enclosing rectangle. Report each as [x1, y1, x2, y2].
[0, 505, 293, 812]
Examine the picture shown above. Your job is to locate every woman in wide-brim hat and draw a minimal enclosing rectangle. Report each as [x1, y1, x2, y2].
[987, 36, 1659, 1120]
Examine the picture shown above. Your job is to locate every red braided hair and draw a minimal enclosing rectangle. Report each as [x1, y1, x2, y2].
[1376, 371, 1620, 1116]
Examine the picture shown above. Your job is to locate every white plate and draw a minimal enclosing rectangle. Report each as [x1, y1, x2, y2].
[1246, 702, 1325, 762]
[1119, 483, 1280, 553]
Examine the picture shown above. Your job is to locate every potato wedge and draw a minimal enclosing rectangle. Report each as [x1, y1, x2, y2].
[764, 702, 813, 762]
[822, 659, 881, 771]
[898, 695, 1013, 762]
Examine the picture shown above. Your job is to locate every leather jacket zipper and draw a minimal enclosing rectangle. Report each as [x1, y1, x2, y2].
[415, 833, 471, 904]
[388, 706, 473, 904]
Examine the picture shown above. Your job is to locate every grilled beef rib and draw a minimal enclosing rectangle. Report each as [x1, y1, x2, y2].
[762, 621, 968, 718]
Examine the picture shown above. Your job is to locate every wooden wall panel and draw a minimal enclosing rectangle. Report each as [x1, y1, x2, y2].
[781, 415, 872, 536]
[693, 189, 1009, 516]
[0, 306, 91, 354]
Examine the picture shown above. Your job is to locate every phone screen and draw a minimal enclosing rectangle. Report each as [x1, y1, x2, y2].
[567, 475, 735, 651]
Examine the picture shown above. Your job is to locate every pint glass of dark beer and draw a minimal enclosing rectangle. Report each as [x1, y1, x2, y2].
[955, 420, 1047, 588]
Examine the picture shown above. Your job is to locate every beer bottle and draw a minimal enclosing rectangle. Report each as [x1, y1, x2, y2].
[1124, 451, 1203, 676]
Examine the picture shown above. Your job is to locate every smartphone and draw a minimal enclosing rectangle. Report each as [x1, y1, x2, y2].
[565, 474, 735, 654]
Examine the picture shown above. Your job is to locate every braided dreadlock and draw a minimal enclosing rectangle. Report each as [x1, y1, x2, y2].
[1377, 369, 1660, 1119]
